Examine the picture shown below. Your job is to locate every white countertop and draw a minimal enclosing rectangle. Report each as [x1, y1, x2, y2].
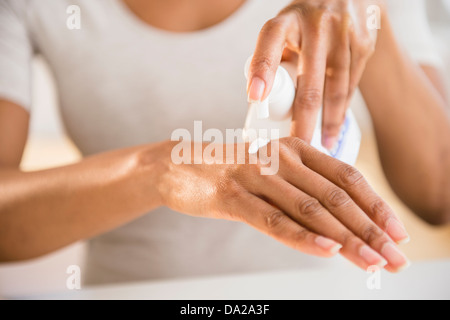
[23, 259, 450, 300]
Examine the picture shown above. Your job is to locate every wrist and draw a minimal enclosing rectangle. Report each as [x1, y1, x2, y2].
[134, 140, 176, 209]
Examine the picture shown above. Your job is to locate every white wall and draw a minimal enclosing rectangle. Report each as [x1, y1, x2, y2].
[427, 0, 450, 94]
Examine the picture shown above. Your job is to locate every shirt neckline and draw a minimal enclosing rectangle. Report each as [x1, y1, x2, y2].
[112, 0, 257, 38]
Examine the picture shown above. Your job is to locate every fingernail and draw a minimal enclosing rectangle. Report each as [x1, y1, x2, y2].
[248, 77, 266, 103]
[359, 245, 388, 268]
[396, 260, 411, 272]
[315, 236, 342, 254]
[386, 218, 410, 244]
[381, 243, 410, 271]
[322, 135, 338, 150]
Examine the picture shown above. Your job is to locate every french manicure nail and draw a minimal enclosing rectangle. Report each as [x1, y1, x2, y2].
[396, 259, 412, 272]
[322, 135, 338, 150]
[381, 243, 410, 271]
[386, 218, 410, 244]
[248, 77, 265, 103]
[359, 245, 388, 268]
[315, 236, 342, 254]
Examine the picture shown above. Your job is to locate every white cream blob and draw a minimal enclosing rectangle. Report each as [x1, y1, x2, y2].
[248, 137, 271, 154]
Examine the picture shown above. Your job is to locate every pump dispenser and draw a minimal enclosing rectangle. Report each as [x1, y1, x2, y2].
[243, 56, 361, 166]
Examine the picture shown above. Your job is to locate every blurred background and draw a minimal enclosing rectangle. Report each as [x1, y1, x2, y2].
[0, 2, 450, 298]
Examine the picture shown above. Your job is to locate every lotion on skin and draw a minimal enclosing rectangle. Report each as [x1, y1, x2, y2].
[243, 57, 361, 165]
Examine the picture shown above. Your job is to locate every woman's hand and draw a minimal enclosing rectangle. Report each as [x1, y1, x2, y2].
[247, 0, 382, 149]
[157, 137, 410, 272]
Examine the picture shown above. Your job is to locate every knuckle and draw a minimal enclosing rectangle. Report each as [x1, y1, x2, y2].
[361, 224, 385, 246]
[264, 210, 286, 231]
[337, 164, 364, 187]
[340, 231, 356, 247]
[280, 137, 306, 164]
[262, 17, 287, 34]
[323, 121, 343, 134]
[297, 88, 322, 110]
[227, 182, 243, 200]
[216, 168, 241, 198]
[217, 180, 241, 202]
[278, 140, 293, 159]
[258, 17, 288, 47]
[328, 57, 351, 74]
[325, 188, 351, 209]
[297, 197, 323, 218]
[315, 3, 335, 20]
[284, 137, 307, 152]
[330, 61, 350, 73]
[370, 199, 393, 223]
[279, 2, 310, 19]
[332, 11, 354, 38]
[326, 91, 347, 106]
[308, 9, 333, 35]
[292, 228, 310, 245]
[215, 179, 229, 198]
[251, 55, 276, 74]
[316, 9, 331, 24]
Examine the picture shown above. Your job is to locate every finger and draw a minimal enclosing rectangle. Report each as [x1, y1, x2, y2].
[235, 190, 340, 257]
[259, 175, 389, 271]
[322, 46, 350, 150]
[298, 142, 411, 246]
[347, 55, 365, 105]
[291, 32, 328, 143]
[280, 160, 409, 272]
[247, 15, 298, 103]
[347, 31, 374, 106]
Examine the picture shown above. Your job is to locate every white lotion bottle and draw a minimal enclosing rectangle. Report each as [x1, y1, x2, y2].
[243, 57, 361, 166]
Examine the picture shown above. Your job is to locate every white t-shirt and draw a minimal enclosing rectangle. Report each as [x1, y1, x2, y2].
[0, 0, 442, 284]
[426, 0, 450, 95]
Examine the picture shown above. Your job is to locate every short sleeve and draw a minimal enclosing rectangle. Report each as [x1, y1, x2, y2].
[0, 0, 33, 112]
[387, 0, 443, 67]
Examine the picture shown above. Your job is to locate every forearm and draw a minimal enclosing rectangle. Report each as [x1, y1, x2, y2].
[359, 18, 450, 224]
[0, 142, 167, 261]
